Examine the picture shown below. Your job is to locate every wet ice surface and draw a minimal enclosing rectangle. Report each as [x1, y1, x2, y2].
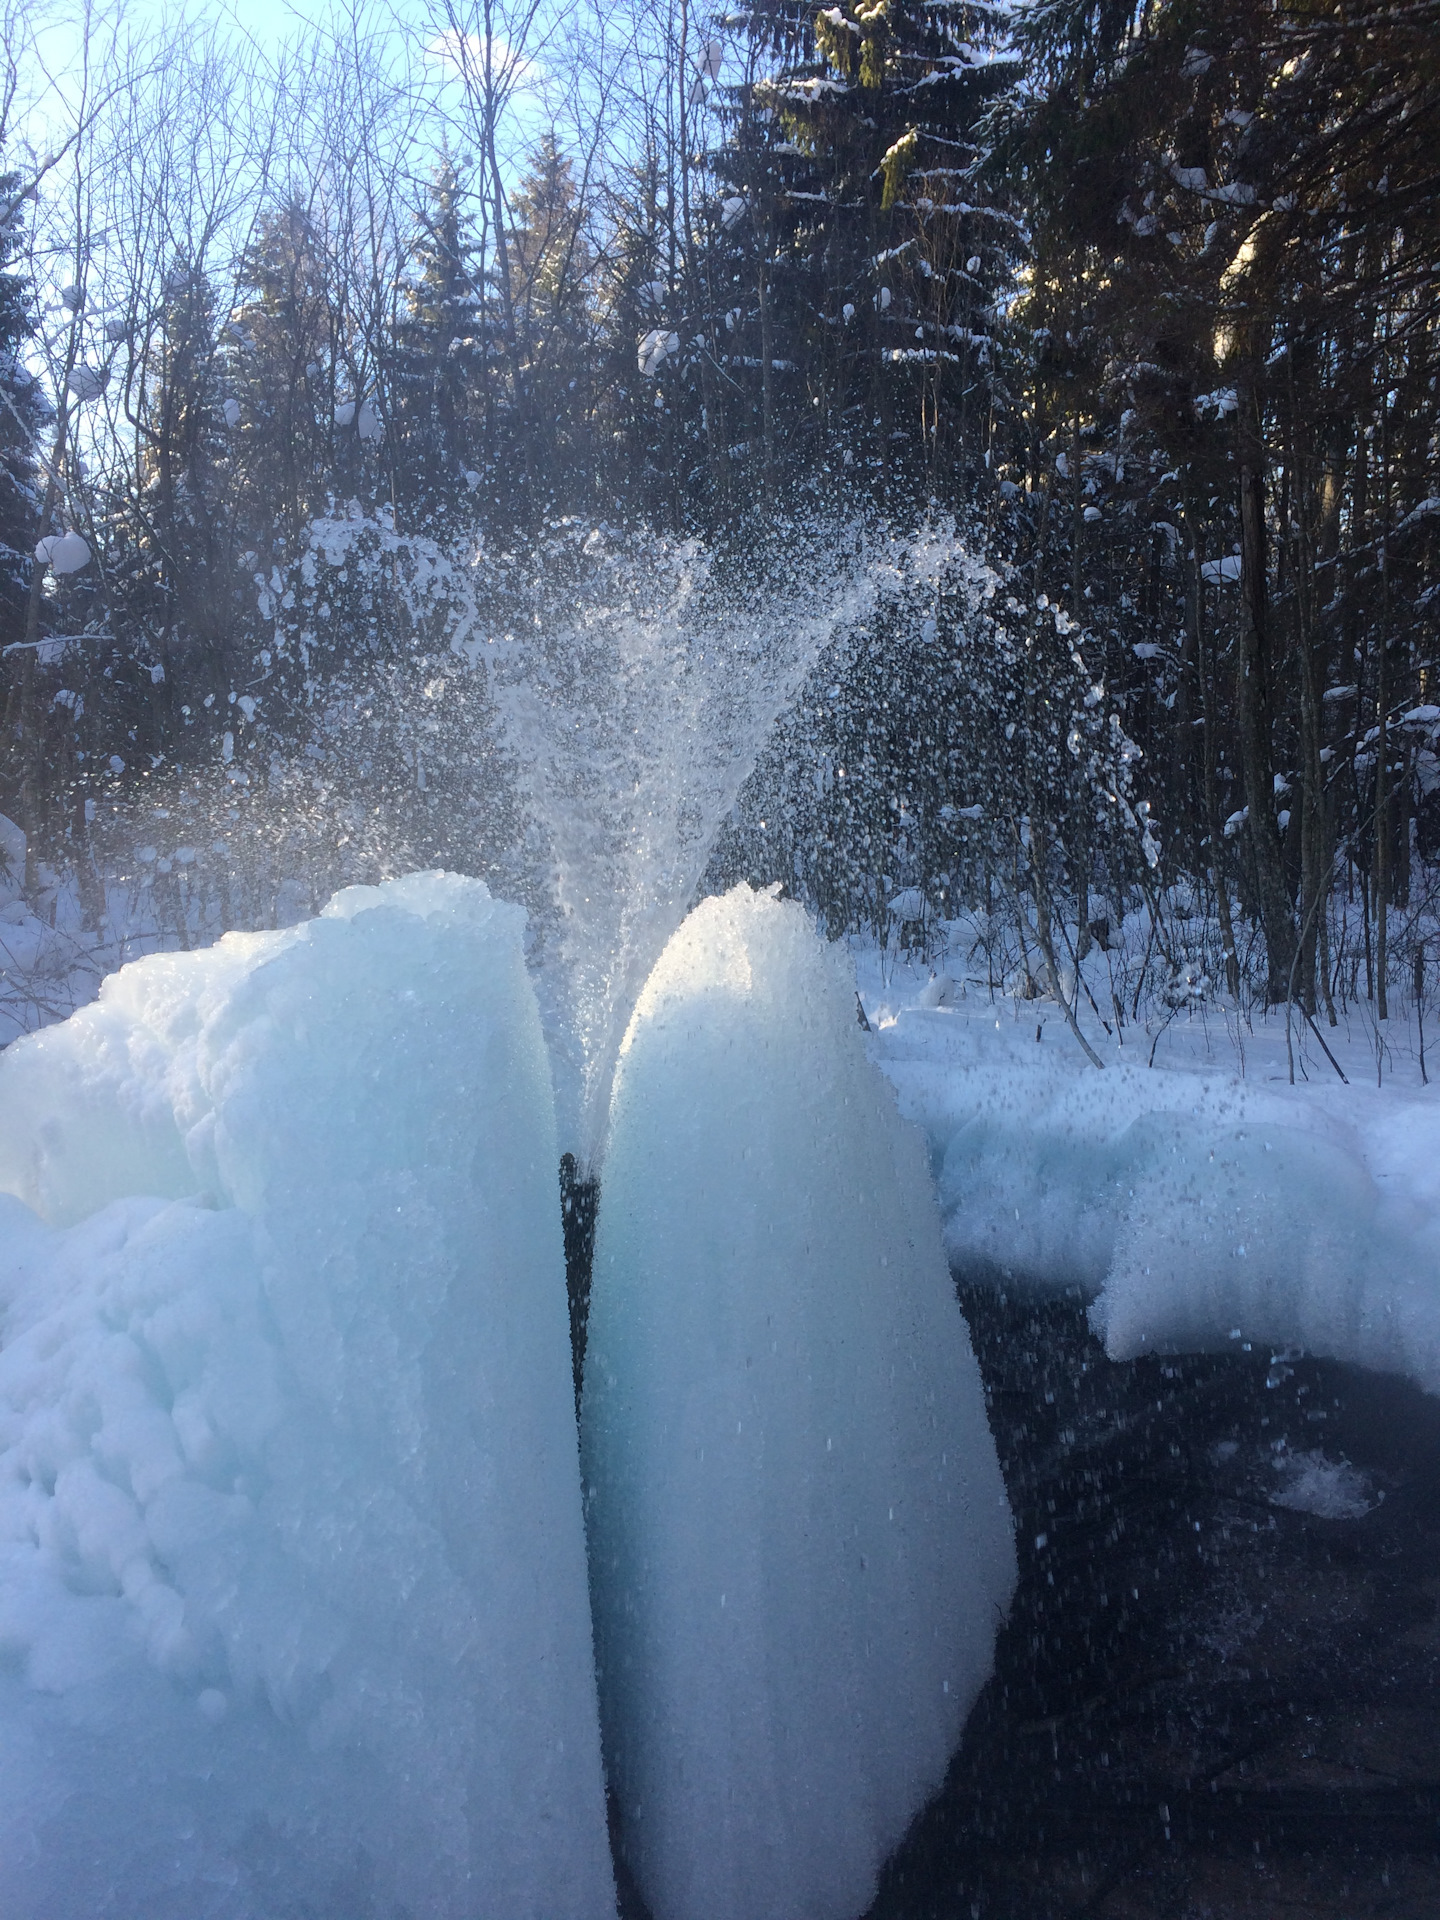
[848, 1285, 1440, 1920]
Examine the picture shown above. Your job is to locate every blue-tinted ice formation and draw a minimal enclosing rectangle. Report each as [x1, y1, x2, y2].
[582, 886, 1016, 1920]
[0, 874, 614, 1920]
[0, 874, 1020, 1920]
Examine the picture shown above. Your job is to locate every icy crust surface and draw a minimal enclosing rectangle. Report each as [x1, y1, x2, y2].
[872, 997, 1440, 1395]
[0, 873, 615, 1920]
[582, 887, 1017, 1920]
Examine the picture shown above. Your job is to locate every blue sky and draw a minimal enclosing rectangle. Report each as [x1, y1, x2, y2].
[17, 0, 562, 220]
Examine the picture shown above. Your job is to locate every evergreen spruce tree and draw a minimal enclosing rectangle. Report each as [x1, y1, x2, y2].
[127, 260, 235, 680]
[709, 0, 1020, 503]
[592, 145, 692, 525]
[227, 203, 345, 555]
[0, 171, 49, 850]
[1003, 0, 1440, 1003]
[389, 151, 486, 531]
[503, 135, 599, 516]
[0, 172, 43, 656]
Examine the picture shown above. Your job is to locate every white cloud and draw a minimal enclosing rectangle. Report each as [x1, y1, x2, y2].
[424, 29, 540, 89]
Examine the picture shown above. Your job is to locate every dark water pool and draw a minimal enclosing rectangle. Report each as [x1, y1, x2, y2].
[865, 1284, 1440, 1920]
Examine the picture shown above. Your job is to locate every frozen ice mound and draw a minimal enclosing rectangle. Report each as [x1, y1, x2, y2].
[0, 873, 615, 1920]
[582, 886, 1016, 1920]
[1091, 1116, 1440, 1389]
[874, 1010, 1440, 1397]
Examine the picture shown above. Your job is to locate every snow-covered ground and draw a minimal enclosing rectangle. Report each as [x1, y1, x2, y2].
[860, 921, 1440, 1399]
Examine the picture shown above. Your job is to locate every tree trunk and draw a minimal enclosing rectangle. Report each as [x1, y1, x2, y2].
[17, 394, 75, 892]
[757, 213, 775, 500]
[1374, 331, 1394, 1020]
[1234, 368, 1295, 1002]
[1290, 413, 1328, 1017]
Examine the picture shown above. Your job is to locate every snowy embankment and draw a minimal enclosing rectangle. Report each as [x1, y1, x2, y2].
[0, 875, 614, 1920]
[861, 947, 1440, 1397]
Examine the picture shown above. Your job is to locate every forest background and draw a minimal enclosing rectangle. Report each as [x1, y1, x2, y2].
[2, 0, 1437, 1033]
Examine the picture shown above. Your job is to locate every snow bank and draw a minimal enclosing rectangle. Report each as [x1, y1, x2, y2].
[870, 991, 1440, 1396]
[0, 873, 614, 1920]
[582, 886, 1015, 1920]
[1094, 1115, 1440, 1386]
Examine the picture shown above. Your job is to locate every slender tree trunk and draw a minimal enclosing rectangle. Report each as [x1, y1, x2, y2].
[18, 393, 75, 892]
[1290, 407, 1328, 1016]
[1071, 407, 1083, 611]
[757, 213, 775, 500]
[1030, 814, 1104, 1068]
[1374, 587, 1390, 1021]
[1233, 365, 1295, 1001]
[1190, 531, 1240, 999]
[1374, 694, 1389, 1018]
[1374, 328, 1393, 1020]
